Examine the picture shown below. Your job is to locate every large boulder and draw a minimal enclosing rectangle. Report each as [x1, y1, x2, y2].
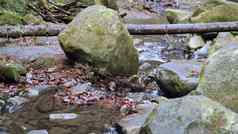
[152, 60, 202, 97]
[197, 44, 238, 112]
[59, 5, 139, 75]
[141, 95, 238, 134]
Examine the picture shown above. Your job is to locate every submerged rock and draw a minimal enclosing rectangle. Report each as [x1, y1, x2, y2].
[153, 60, 202, 97]
[59, 5, 139, 75]
[197, 44, 238, 112]
[141, 95, 238, 134]
[27, 130, 48, 134]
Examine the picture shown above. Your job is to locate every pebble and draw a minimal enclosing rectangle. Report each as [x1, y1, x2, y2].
[27, 130, 48, 134]
[71, 82, 94, 95]
[27, 85, 50, 97]
[49, 113, 78, 121]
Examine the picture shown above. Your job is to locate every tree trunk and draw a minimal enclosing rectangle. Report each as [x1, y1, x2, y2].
[1, 22, 238, 38]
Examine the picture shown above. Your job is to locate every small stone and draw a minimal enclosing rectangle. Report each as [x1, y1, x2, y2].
[63, 80, 77, 88]
[49, 113, 78, 121]
[192, 42, 210, 59]
[27, 130, 48, 134]
[27, 85, 50, 97]
[188, 35, 205, 49]
[71, 82, 94, 95]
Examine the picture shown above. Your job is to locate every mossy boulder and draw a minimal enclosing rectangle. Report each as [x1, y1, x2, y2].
[141, 95, 238, 134]
[191, 1, 238, 23]
[0, 11, 24, 25]
[59, 5, 139, 75]
[165, 9, 191, 24]
[153, 60, 202, 97]
[0, 61, 26, 82]
[197, 44, 238, 112]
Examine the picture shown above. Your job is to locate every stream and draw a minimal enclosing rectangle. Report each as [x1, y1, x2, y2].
[0, 34, 190, 134]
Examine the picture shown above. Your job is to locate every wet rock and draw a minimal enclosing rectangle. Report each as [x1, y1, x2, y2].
[197, 44, 238, 112]
[49, 113, 78, 121]
[4, 96, 28, 113]
[153, 60, 202, 97]
[135, 42, 168, 65]
[0, 127, 8, 134]
[118, 103, 157, 134]
[0, 46, 64, 62]
[141, 95, 238, 134]
[27, 130, 48, 134]
[59, 5, 139, 75]
[192, 42, 210, 59]
[187, 35, 205, 50]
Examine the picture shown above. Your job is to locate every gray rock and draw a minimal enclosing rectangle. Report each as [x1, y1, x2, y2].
[49, 113, 78, 121]
[27, 130, 48, 134]
[27, 85, 51, 97]
[118, 103, 157, 134]
[192, 42, 210, 59]
[153, 60, 202, 97]
[188, 35, 205, 49]
[197, 44, 238, 112]
[71, 82, 94, 95]
[142, 95, 238, 134]
[4, 96, 28, 113]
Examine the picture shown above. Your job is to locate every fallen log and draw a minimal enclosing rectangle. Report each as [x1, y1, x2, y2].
[1, 21, 238, 38]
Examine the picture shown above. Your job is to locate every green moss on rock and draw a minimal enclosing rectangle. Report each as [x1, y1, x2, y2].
[0, 11, 23, 25]
[191, 2, 238, 23]
[197, 44, 238, 112]
[23, 14, 45, 25]
[0, 62, 26, 82]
